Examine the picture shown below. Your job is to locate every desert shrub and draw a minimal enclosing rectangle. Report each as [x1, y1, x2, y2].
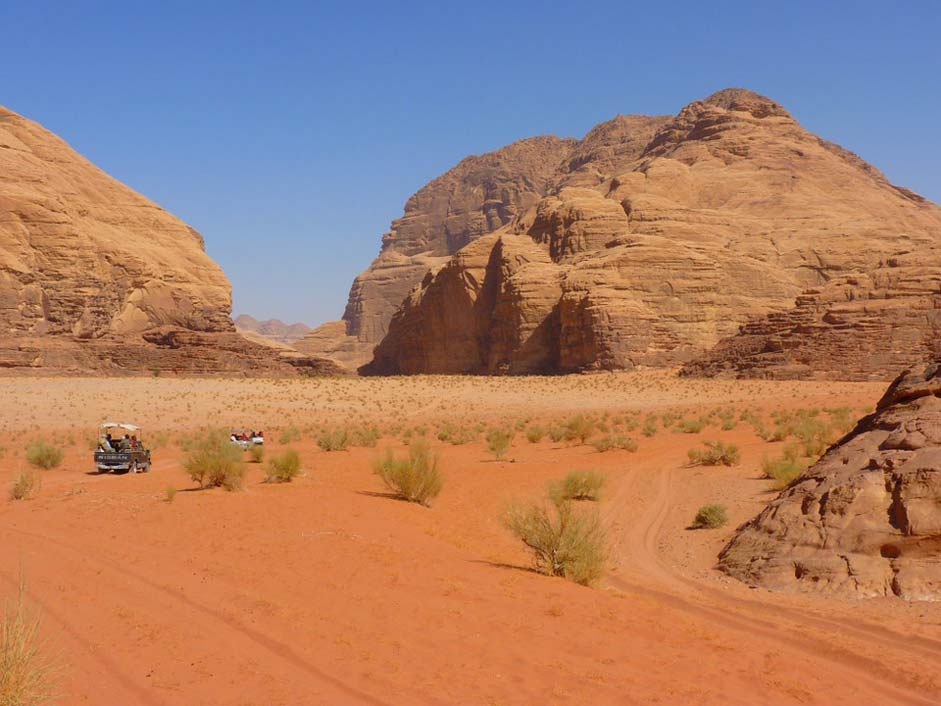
[677, 418, 705, 434]
[248, 445, 265, 463]
[547, 426, 567, 443]
[184, 430, 245, 490]
[502, 496, 607, 586]
[9, 470, 40, 501]
[827, 406, 856, 435]
[0, 581, 59, 706]
[350, 426, 381, 448]
[150, 432, 171, 450]
[551, 470, 606, 502]
[687, 441, 740, 466]
[372, 439, 443, 505]
[317, 428, 350, 452]
[437, 423, 475, 446]
[279, 426, 302, 445]
[661, 412, 678, 429]
[761, 451, 807, 489]
[642, 418, 658, 438]
[563, 415, 596, 445]
[25, 442, 63, 470]
[525, 425, 546, 443]
[691, 504, 728, 529]
[164, 487, 177, 503]
[486, 428, 514, 460]
[265, 449, 302, 483]
[590, 434, 638, 453]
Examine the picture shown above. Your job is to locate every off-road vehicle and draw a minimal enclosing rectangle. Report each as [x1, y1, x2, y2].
[94, 422, 152, 473]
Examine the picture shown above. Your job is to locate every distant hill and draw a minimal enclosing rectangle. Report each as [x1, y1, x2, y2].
[234, 315, 312, 345]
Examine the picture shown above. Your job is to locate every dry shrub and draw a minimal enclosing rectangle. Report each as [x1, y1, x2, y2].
[265, 449, 302, 483]
[279, 426, 302, 445]
[486, 428, 514, 459]
[25, 443, 63, 470]
[0, 581, 60, 706]
[590, 434, 638, 453]
[502, 496, 606, 586]
[551, 470, 606, 502]
[437, 423, 475, 446]
[184, 430, 245, 491]
[691, 504, 728, 529]
[688, 441, 740, 466]
[677, 418, 705, 434]
[525, 425, 546, 443]
[9, 470, 40, 501]
[563, 415, 596, 445]
[317, 429, 349, 452]
[373, 439, 443, 506]
[248, 445, 265, 463]
[761, 447, 807, 489]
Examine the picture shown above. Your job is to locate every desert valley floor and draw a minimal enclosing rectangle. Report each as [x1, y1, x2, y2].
[1, 371, 940, 706]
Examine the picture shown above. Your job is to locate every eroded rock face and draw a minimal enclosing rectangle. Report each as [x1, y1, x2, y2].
[718, 364, 941, 600]
[0, 105, 339, 376]
[360, 88, 941, 375]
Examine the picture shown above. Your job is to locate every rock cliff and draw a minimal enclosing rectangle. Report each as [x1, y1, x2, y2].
[0, 105, 340, 376]
[358, 89, 941, 376]
[719, 364, 941, 600]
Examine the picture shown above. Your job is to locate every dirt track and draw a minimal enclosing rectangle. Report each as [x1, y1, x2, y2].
[1, 374, 939, 705]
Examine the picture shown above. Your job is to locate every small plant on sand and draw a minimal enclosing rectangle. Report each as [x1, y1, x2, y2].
[761, 446, 807, 489]
[687, 441, 740, 466]
[265, 449, 302, 483]
[9, 470, 40, 501]
[164, 487, 177, 503]
[248, 445, 265, 463]
[550, 470, 606, 502]
[486, 428, 514, 460]
[317, 428, 350, 452]
[677, 418, 705, 434]
[279, 426, 302, 445]
[350, 426, 381, 448]
[372, 439, 443, 506]
[436, 423, 475, 446]
[691, 504, 728, 529]
[184, 430, 245, 491]
[547, 425, 567, 443]
[525, 425, 546, 443]
[502, 495, 607, 586]
[590, 434, 638, 453]
[25, 442, 63, 470]
[0, 580, 60, 706]
[563, 415, 596, 445]
[642, 418, 658, 438]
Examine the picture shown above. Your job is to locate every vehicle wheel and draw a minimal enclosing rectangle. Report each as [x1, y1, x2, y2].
[142, 462, 151, 473]
[128, 462, 138, 474]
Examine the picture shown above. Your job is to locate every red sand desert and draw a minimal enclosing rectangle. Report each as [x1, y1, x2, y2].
[2, 372, 940, 705]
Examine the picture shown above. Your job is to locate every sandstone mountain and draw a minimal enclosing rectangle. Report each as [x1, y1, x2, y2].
[719, 363, 941, 600]
[0, 105, 342, 376]
[307, 89, 941, 378]
[234, 315, 311, 345]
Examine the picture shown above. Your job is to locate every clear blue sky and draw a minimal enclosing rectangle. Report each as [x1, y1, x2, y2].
[3, 1, 939, 325]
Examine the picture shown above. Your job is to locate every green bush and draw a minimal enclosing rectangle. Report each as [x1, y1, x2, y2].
[502, 496, 607, 586]
[248, 445, 265, 463]
[550, 470, 606, 502]
[0, 580, 60, 705]
[350, 427, 381, 448]
[25, 442, 63, 470]
[677, 418, 705, 434]
[436, 423, 475, 446]
[184, 430, 245, 490]
[761, 452, 807, 489]
[265, 449, 302, 483]
[525, 425, 546, 443]
[563, 415, 596, 445]
[317, 429, 350, 452]
[590, 434, 638, 453]
[9, 470, 40, 501]
[486, 428, 514, 460]
[547, 426, 566, 443]
[687, 441, 740, 466]
[164, 487, 177, 503]
[642, 419, 658, 438]
[373, 439, 443, 506]
[691, 504, 728, 529]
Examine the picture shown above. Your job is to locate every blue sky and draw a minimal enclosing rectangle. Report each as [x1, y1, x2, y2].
[3, 1, 939, 325]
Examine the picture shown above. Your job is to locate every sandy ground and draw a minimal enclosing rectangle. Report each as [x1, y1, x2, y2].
[1, 371, 939, 705]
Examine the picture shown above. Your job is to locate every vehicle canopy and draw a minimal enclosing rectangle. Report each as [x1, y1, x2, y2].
[99, 422, 143, 440]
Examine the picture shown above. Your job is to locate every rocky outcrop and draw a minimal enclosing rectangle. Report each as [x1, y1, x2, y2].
[718, 364, 941, 600]
[0, 105, 339, 376]
[234, 315, 311, 345]
[361, 89, 941, 375]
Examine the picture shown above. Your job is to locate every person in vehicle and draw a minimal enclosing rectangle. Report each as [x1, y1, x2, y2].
[98, 435, 114, 452]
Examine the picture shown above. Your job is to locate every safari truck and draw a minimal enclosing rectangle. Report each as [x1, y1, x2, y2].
[94, 422, 152, 473]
